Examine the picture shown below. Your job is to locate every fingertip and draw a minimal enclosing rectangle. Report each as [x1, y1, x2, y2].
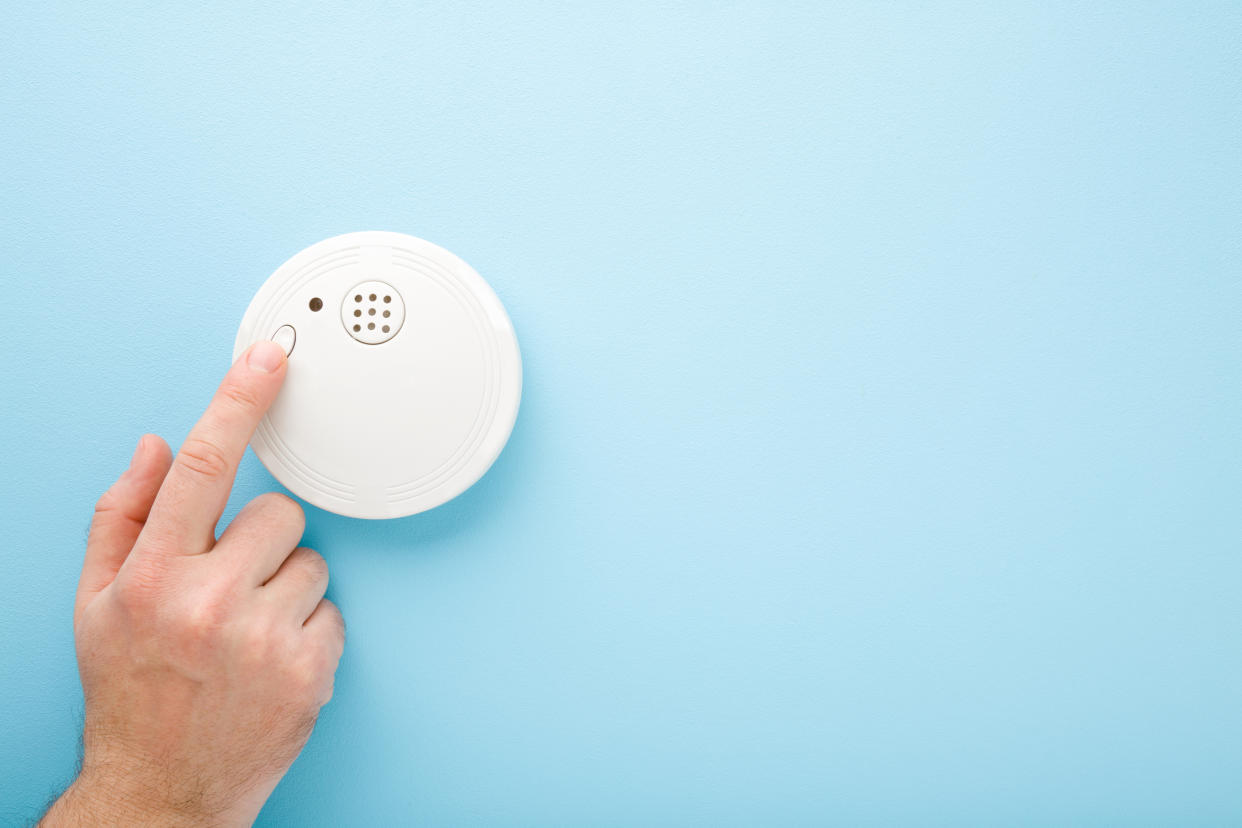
[247, 340, 287, 374]
[127, 434, 148, 469]
[130, 434, 173, 478]
[86, 436, 174, 592]
[146, 433, 173, 459]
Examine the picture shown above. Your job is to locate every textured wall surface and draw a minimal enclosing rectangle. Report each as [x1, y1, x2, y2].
[2, 3, 1240, 824]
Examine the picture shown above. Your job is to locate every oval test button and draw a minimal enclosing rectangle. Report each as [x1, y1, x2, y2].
[271, 325, 296, 357]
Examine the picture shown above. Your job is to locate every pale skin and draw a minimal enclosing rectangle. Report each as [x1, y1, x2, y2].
[40, 340, 345, 827]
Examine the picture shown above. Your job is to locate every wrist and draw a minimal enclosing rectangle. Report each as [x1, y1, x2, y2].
[42, 767, 214, 827]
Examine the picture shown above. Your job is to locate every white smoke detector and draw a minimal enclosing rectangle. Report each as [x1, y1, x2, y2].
[233, 231, 522, 519]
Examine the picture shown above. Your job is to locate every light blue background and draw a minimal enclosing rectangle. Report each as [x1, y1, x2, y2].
[2, 2, 1240, 824]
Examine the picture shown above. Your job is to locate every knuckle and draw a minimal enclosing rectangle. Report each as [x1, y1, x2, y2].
[280, 629, 342, 709]
[112, 566, 164, 613]
[239, 615, 280, 658]
[255, 492, 305, 533]
[175, 593, 230, 641]
[134, 528, 181, 559]
[329, 599, 346, 634]
[313, 650, 340, 700]
[92, 487, 119, 517]
[286, 654, 323, 706]
[176, 437, 231, 481]
[317, 599, 346, 647]
[220, 378, 264, 413]
[89, 493, 127, 536]
[151, 573, 235, 643]
[294, 548, 329, 583]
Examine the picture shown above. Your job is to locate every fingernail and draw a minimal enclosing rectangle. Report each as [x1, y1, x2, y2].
[248, 340, 285, 373]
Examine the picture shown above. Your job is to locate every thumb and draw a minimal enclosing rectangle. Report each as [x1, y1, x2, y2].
[76, 434, 173, 621]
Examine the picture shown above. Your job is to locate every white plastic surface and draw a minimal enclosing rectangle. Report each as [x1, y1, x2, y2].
[234, 231, 522, 519]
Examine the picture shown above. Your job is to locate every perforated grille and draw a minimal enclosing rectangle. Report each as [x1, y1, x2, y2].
[341, 281, 404, 344]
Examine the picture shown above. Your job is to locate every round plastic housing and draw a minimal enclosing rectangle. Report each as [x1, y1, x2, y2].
[233, 231, 521, 519]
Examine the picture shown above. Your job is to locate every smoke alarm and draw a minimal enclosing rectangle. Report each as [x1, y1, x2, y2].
[233, 231, 522, 519]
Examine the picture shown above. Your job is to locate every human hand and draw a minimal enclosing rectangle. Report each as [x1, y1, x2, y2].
[41, 341, 345, 827]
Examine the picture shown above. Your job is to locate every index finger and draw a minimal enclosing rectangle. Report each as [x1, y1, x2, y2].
[142, 340, 288, 553]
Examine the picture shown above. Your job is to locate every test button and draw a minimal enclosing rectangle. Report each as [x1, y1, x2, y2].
[271, 325, 296, 357]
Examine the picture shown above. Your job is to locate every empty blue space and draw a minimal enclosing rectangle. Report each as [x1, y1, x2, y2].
[1, 3, 1239, 824]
